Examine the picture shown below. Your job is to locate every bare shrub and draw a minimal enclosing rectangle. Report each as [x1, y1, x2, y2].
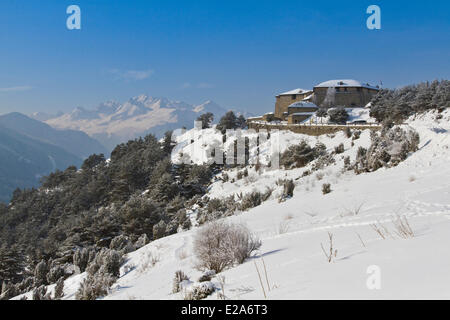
[322, 183, 331, 195]
[240, 191, 262, 211]
[176, 249, 189, 260]
[371, 216, 414, 240]
[320, 232, 337, 263]
[277, 220, 291, 235]
[279, 179, 295, 202]
[138, 251, 160, 273]
[393, 216, 414, 238]
[216, 275, 226, 300]
[345, 127, 352, 138]
[342, 202, 365, 216]
[194, 221, 261, 273]
[370, 222, 393, 240]
[356, 232, 366, 248]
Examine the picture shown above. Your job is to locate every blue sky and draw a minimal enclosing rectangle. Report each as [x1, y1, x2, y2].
[0, 0, 449, 115]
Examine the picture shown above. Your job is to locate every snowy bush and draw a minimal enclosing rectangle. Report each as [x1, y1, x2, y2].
[196, 196, 237, 225]
[86, 248, 124, 278]
[311, 154, 335, 171]
[153, 220, 168, 240]
[46, 264, 66, 284]
[0, 281, 19, 300]
[240, 191, 262, 211]
[261, 187, 274, 202]
[370, 80, 450, 123]
[353, 126, 420, 173]
[328, 107, 349, 124]
[334, 143, 345, 154]
[33, 260, 49, 287]
[172, 270, 190, 294]
[183, 282, 215, 300]
[198, 270, 216, 282]
[280, 140, 317, 169]
[54, 277, 64, 299]
[32, 285, 52, 300]
[352, 130, 361, 140]
[110, 235, 135, 254]
[73, 247, 96, 273]
[345, 127, 352, 138]
[134, 234, 149, 249]
[194, 221, 261, 273]
[75, 271, 116, 300]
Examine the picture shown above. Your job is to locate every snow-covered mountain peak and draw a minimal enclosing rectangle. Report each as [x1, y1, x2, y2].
[43, 94, 233, 150]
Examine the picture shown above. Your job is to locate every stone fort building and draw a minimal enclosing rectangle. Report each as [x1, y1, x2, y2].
[312, 79, 380, 108]
[250, 79, 380, 124]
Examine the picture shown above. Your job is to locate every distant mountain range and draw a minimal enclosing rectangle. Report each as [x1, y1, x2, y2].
[33, 95, 250, 150]
[0, 95, 250, 202]
[0, 113, 109, 202]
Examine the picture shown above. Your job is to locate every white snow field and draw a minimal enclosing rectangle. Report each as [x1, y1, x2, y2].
[15, 109, 450, 300]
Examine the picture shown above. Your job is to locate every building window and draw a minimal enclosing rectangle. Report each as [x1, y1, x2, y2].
[336, 87, 340, 92]
[291, 94, 296, 100]
[357, 87, 362, 92]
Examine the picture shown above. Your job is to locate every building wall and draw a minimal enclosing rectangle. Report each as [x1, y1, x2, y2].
[313, 87, 378, 108]
[274, 93, 311, 118]
[287, 114, 312, 124]
[248, 122, 381, 136]
[287, 106, 318, 114]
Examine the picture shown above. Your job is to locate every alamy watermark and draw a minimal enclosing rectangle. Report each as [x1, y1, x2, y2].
[170, 121, 281, 169]
[66, 5, 81, 30]
[366, 265, 381, 290]
[366, 5, 381, 30]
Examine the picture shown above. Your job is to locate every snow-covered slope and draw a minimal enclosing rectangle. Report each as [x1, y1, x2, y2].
[16, 109, 450, 300]
[39, 96, 231, 151]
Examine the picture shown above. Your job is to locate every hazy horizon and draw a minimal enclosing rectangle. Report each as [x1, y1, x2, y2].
[1, 0, 449, 116]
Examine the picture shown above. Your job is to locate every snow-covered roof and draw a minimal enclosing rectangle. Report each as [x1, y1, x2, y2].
[247, 116, 263, 120]
[314, 79, 380, 90]
[302, 94, 314, 101]
[277, 88, 313, 96]
[287, 101, 318, 109]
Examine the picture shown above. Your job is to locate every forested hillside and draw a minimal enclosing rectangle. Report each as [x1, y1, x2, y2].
[370, 80, 449, 123]
[0, 131, 216, 298]
[0, 80, 447, 300]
